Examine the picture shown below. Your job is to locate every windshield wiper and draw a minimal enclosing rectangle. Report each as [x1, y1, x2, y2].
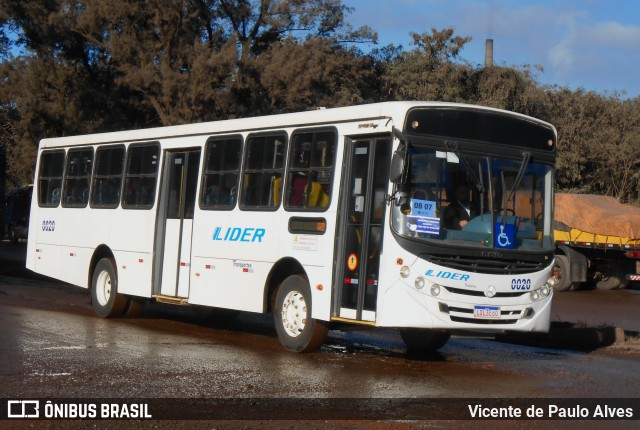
[501, 151, 531, 224]
[444, 141, 486, 195]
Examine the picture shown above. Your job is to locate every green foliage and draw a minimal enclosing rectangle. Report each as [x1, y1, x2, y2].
[381, 28, 472, 102]
[1, 1, 639, 203]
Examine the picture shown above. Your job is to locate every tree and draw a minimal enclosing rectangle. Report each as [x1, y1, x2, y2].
[258, 37, 379, 111]
[381, 28, 471, 102]
[1, 0, 376, 123]
[469, 64, 548, 118]
[547, 88, 640, 203]
[0, 0, 376, 186]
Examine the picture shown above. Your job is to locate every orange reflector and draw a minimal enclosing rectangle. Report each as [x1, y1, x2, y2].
[316, 284, 324, 291]
[396, 258, 403, 265]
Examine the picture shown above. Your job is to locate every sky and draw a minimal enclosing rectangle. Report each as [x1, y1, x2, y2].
[342, 0, 640, 98]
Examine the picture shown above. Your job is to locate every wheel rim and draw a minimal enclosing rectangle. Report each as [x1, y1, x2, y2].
[281, 290, 307, 338]
[95, 270, 112, 306]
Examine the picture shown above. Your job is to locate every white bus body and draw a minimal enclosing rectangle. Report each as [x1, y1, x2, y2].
[27, 102, 558, 352]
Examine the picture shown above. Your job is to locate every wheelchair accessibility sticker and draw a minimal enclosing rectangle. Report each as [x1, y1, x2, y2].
[494, 223, 516, 249]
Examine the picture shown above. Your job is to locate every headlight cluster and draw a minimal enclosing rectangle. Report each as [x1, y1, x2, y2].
[400, 266, 441, 296]
[530, 276, 556, 302]
[401, 266, 557, 302]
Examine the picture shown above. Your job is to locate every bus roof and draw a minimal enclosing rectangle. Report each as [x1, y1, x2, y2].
[37, 101, 556, 148]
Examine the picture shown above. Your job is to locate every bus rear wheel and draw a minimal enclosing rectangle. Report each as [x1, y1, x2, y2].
[91, 258, 128, 318]
[274, 275, 328, 352]
[400, 328, 450, 353]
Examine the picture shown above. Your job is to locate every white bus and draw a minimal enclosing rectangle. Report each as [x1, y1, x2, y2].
[27, 101, 558, 353]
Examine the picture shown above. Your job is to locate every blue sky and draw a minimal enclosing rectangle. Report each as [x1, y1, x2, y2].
[343, 0, 640, 98]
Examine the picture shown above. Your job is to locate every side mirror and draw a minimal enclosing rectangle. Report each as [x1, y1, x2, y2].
[389, 147, 407, 184]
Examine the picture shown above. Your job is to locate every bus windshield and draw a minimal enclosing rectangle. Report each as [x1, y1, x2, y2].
[391, 146, 554, 251]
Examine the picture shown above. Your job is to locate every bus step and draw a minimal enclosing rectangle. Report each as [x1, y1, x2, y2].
[154, 295, 189, 305]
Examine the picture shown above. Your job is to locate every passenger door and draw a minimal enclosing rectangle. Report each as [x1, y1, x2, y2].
[334, 137, 391, 322]
[157, 149, 201, 298]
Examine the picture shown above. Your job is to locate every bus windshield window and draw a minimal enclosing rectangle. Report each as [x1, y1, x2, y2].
[391, 147, 554, 251]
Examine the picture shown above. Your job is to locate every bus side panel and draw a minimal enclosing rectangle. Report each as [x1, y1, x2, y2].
[112, 250, 153, 297]
[189, 257, 266, 312]
[51, 208, 107, 288]
[276, 214, 337, 321]
[32, 207, 62, 281]
[187, 211, 277, 312]
[109, 209, 156, 297]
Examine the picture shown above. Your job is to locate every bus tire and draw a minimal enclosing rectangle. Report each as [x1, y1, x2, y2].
[274, 275, 328, 352]
[595, 272, 624, 290]
[400, 329, 450, 353]
[91, 258, 128, 318]
[553, 255, 573, 292]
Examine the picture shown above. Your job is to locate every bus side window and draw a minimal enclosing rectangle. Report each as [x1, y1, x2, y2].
[91, 145, 125, 208]
[122, 143, 160, 209]
[201, 136, 242, 210]
[62, 147, 93, 208]
[284, 129, 336, 211]
[38, 150, 66, 207]
[240, 133, 287, 211]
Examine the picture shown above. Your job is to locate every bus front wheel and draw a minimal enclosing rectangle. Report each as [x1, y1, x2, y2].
[91, 258, 128, 318]
[274, 275, 328, 352]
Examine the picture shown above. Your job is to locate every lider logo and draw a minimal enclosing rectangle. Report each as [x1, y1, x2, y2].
[212, 227, 266, 242]
[425, 269, 470, 282]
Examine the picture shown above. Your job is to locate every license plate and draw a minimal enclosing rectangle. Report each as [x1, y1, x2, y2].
[474, 306, 501, 318]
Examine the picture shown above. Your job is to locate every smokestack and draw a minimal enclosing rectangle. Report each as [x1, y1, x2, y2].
[485, 39, 494, 67]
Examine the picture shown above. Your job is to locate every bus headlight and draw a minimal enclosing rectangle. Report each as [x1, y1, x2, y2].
[400, 266, 410, 278]
[530, 284, 552, 302]
[415, 276, 426, 290]
[540, 285, 551, 298]
[430, 283, 441, 296]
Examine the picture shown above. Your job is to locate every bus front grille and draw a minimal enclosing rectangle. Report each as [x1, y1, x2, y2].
[443, 286, 526, 298]
[449, 316, 519, 325]
[425, 254, 546, 275]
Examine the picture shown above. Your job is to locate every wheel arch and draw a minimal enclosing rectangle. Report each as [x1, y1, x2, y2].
[88, 245, 116, 290]
[555, 244, 588, 284]
[263, 257, 306, 313]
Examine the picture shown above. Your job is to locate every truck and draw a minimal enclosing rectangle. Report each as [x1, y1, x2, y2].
[553, 193, 640, 291]
[4, 185, 32, 243]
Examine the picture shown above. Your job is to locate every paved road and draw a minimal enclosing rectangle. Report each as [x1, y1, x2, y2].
[1, 276, 639, 395]
[552, 287, 640, 332]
